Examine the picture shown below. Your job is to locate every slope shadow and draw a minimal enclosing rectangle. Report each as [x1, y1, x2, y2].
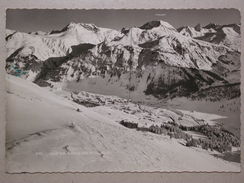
[213, 150, 240, 163]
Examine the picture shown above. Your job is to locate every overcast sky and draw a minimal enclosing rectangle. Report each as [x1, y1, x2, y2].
[6, 9, 240, 32]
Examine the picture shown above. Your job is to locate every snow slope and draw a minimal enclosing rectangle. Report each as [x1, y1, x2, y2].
[6, 75, 240, 172]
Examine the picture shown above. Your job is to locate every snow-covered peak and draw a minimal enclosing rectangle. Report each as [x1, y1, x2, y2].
[194, 23, 202, 31]
[62, 22, 100, 33]
[140, 20, 176, 31]
[178, 23, 240, 51]
[203, 23, 220, 29]
[107, 20, 178, 47]
[6, 22, 122, 61]
[178, 25, 216, 38]
[203, 23, 240, 35]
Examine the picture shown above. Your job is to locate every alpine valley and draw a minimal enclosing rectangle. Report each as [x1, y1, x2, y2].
[5, 20, 241, 172]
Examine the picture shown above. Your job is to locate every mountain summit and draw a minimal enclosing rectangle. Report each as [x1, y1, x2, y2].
[140, 20, 176, 31]
[6, 22, 122, 61]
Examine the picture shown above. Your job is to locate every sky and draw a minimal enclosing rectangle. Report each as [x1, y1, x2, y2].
[6, 9, 240, 33]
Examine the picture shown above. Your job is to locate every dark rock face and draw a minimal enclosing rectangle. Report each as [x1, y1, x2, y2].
[6, 53, 42, 81]
[194, 23, 202, 31]
[140, 21, 162, 30]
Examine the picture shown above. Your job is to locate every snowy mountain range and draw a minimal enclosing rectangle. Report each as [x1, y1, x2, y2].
[5, 19, 241, 172]
[5, 20, 241, 101]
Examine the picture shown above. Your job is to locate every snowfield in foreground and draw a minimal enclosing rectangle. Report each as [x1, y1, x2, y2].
[6, 75, 240, 172]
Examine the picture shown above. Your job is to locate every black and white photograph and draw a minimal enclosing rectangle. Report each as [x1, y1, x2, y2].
[5, 9, 241, 172]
